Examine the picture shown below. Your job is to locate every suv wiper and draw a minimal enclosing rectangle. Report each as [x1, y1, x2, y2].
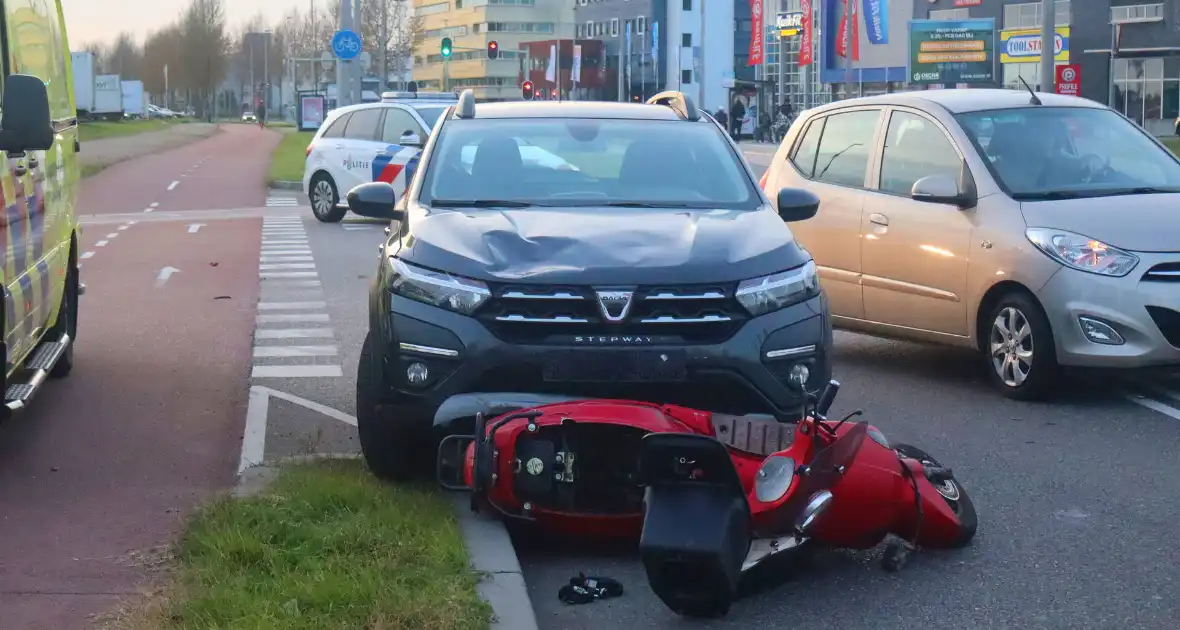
[429, 199, 536, 208]
[1092, 186, 1180, 196]
[600, 201, 697, 208]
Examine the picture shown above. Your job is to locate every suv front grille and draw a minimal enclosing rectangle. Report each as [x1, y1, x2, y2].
[478, 283, 747, 344]
[1142, 262, 1180, 283]
[1146, 306, 1180, 348]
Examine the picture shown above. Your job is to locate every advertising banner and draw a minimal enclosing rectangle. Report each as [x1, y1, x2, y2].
[907, 18, 995, 84]
[777, 11, 803, 37]
[862, 0, 888, 45]
[1000, 27, 1069, 64]
[799, 0, 813, 66]
[835, 0, 860, 60]
[299, 95, 325, 131]
[749, 0, 765, 65]
[572, 45, 583, 84]
[1055, 64, 1079, 96]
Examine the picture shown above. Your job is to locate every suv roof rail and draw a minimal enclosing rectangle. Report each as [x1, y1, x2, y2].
[455, 89, 477, 119]
[646, 91, 700, 121]
[381, 90, 459, 102]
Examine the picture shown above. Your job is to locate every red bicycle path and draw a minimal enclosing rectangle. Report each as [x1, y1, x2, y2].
[0, 127, 275, 628]
[80, 124, 283, 215]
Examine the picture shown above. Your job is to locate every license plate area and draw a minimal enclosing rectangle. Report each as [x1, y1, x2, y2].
[542, 350, 688, 383]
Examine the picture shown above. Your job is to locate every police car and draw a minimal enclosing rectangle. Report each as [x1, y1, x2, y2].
[302, 91, 459, 222]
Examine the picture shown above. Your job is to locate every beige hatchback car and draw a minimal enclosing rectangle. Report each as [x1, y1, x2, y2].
[761, 89, 1180, 400]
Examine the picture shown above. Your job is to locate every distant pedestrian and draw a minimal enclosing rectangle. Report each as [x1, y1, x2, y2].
[729, 98, 745, 141]
[714, 108, 729, 131]
[255, 101, 266, 129]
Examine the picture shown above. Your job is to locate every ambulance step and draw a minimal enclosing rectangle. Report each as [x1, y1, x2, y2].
[5, 334, 71, 411]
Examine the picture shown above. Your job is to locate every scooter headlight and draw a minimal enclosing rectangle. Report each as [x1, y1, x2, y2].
[754, 455, 796, 503]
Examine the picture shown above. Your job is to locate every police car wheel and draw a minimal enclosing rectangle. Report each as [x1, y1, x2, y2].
[49, 249, 78, 378]
[310, 174, 346, 223]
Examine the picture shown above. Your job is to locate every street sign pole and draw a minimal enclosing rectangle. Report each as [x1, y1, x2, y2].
[1040, 0, 1055, 92]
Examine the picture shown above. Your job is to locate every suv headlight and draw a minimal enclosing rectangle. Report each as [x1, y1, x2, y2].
[1025, 228, 1139, 277]
[736, 261, 820, 317]
[388, 258, 490, 314]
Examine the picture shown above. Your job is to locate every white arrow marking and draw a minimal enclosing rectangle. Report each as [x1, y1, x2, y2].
[156, 266, 180, 287]
[188, 223, 205, 234]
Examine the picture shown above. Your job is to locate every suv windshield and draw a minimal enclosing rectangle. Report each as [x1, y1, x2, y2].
[956, 106, 1180, 200]
[418, 118, 760, 209]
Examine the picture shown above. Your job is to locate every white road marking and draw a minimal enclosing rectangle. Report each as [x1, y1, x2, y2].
[251, 365, 344, 378]
[261, 256, 314, 263]
[256, 313, 330, 323]
[143, 208, 153, 212]
[253, 345, 337, 357]
[80, 251, 94, 259]
[260, 280, 321, 287]
[167, 180, 179, 191]
[254, 328, 335, 339]
[95, 240, 108, 246]
[261, 240, 308, 245]
[106, 233, 118, 238]
[260, 271, 318, 279]
[261, 385, 357, 426]
[239, 386, 269, 473]
[260, 263, 316, 270]
[150, 202, 160, 207]
[188, 223, 205, 233]
[155, 266, 180, 287]
[118, 225, 129, 231]
[1127, 394, 1180, 421]
[261, 249, 312, 255]
[258, 301, 328, 310]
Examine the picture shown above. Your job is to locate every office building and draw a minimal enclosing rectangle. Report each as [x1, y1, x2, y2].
[411, 0, 574, 101]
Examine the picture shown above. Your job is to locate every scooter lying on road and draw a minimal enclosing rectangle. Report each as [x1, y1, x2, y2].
[435, 382, 977, 617]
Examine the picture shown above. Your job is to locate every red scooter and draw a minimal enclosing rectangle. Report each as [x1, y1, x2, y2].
[637, 379, 977, 618]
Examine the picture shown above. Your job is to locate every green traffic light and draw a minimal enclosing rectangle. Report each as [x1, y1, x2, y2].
[441, 37, 452, 58]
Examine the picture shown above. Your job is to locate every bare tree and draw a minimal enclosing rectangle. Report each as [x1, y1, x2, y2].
[106, 32, 143, 78]
[142, 25, 181, 97]
[350, 0, 422, 89]
[178, 0, 230, 118]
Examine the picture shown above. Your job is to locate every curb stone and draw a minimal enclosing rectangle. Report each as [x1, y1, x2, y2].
[451, 495, 540, 630]
[271, 180, 302, 191]
[234, 456, 539, 630]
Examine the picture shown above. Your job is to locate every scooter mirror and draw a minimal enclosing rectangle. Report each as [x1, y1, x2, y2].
[794, 489, 834, 535]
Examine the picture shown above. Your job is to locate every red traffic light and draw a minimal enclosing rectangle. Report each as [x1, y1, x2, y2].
[487, 40, 499, 59]
[522, 81, 534, 100]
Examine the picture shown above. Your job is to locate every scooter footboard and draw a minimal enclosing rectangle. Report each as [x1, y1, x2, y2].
[638, 433, 751, 618]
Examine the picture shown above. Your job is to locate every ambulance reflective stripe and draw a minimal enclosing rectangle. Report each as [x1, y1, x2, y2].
[6, 159, 30, 274]
[2, 288, 13, 365]
[16, 272, 32, 347]
[371, 145, 420, 191]
[29, 154, 46, 260]
[36, 259, 50, 331]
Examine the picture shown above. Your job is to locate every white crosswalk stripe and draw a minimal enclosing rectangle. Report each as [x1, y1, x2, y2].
[251, 217, 344, 380]
[266, 197, 300, 207]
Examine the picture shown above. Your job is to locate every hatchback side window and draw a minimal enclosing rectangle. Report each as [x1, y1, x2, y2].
[789, 118, 824, 177]
[878, 111, 961, 196]
[381, 108, 424, 143]
[812, 110, 881, 188]
[344, 108, 382, 140]
[321, 113, 351, 138]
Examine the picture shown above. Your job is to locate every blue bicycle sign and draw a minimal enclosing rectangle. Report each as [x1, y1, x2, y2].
[331, 30, 362, 60]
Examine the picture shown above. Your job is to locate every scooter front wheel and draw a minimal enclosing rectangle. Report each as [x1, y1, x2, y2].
[893, 444, 978, 547]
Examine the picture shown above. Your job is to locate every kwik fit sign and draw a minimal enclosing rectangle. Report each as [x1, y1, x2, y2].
[1000, 26, 1070, 63]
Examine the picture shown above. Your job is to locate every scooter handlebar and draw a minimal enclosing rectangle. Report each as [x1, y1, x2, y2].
[816, 380, 840, 417]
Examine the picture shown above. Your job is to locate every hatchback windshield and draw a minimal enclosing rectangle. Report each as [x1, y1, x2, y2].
[419, 118, 760, 209]
[956, 106, 1180, 200]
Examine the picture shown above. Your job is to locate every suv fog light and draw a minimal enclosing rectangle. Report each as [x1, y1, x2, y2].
[788, 363, 810, 390]
[1078, 316, 1124, 345]
[406, 362, 430, 385]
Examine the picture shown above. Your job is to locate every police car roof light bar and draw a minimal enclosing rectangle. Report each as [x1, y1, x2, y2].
[381, 91, 460, 102]
[455, 89, 477, 119]
[645, 91, 700, 122]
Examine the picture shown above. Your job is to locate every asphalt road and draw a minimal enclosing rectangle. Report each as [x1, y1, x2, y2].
[247, 146, 1180, 630]
[0, 125, 280, 628]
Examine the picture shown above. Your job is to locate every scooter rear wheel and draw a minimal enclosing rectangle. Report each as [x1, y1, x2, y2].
[893, 444, 978, 547]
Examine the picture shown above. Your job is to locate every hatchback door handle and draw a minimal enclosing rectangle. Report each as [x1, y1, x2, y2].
[868, 213, 889, 226]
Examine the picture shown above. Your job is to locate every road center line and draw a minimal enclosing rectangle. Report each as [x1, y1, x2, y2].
[167, 181, 179, 191]
[80, 251, 94, 259]
[106, 233, 118, 239]
[95, 240, 108, 247]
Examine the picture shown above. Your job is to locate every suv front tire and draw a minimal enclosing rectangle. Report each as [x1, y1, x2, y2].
[356, 332, 432, 480]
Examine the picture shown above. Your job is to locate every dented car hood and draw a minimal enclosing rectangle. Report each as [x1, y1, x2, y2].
[398, 206, 810, 285]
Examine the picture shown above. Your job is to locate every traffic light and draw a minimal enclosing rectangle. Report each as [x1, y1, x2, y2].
[440, 37, 452, 58]
[487, 40, 499, 59]
[522, 81, 534, 100]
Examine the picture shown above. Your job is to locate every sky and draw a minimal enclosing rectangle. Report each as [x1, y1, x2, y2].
[61, 0, 315, 47]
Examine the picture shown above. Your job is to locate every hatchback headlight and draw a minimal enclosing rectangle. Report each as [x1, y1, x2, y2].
[388, 258, 490, 314]
[736, 261, 820, 317]
[1026, 228, 1139, 277]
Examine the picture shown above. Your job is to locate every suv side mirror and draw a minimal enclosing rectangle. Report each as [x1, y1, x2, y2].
[347, 181, 406, 221]
[400, 131, 423, 147]
[776, 187, 820, 222]
[0, 74, 53, 154]
[911, 174, 974, 208]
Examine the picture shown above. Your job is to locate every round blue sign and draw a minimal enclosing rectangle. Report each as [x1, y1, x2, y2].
[331, 30, 362, 60]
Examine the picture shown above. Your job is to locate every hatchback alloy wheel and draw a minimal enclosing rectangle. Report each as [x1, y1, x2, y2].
[989, 306, 1034, 388]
